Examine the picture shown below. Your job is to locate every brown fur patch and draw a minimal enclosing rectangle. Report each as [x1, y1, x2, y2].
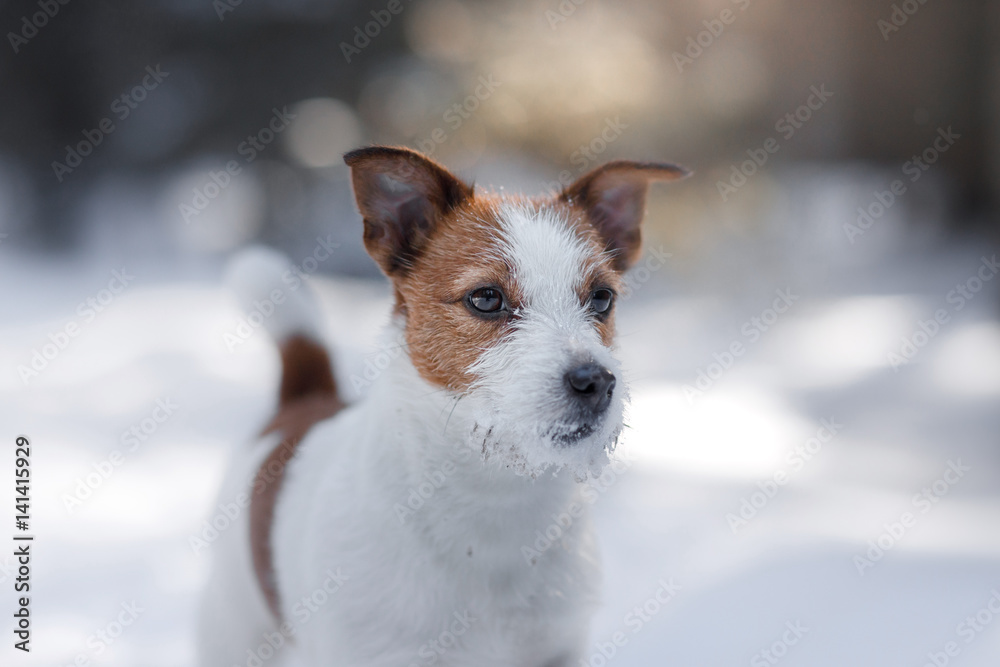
[561, 160, 688, 271]
[397, 195, 622, 391]
[277, 335, 337, 406]
[251, 336, 343, 619]
[397, 195, 513, 391]
[344, 147, 685, 392]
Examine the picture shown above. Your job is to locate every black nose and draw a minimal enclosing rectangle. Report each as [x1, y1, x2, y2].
[565, 363, 616, 414]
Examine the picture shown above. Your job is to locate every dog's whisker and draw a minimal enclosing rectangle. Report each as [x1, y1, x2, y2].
[442, 395, 464, 435]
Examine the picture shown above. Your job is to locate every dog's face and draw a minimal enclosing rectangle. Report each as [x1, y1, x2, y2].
[345, 147, 687, 478]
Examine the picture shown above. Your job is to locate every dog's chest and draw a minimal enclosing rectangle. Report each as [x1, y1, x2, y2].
[271, 409, 599, 665]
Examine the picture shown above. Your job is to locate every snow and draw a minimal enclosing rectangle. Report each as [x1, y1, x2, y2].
[1, 166, 998, 666]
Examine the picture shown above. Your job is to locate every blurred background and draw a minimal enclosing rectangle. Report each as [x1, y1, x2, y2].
[1, 0, 998, 665]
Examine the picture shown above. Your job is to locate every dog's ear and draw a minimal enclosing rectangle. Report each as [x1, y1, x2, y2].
[561, 160, 689, 272]
[344, 146, 474, 276]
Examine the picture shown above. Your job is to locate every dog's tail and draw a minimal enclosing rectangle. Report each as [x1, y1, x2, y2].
[225, 246, 339, 409]
[226, 246, 343, 621]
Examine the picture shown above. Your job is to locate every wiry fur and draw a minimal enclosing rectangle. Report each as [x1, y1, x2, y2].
[198, 147, 687, 667]
[269, 348, 602, 666]
[466, 201, 625, 479]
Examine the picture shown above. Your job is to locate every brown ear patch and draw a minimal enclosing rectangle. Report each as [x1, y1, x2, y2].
[344, 146, 475, 276]
[561, 160, 689, 271]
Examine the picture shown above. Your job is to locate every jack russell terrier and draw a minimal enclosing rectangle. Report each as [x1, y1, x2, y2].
[198, 146, 688, 666]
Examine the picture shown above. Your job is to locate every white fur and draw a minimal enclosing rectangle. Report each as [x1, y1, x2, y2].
[465, 202, 626, 479]
[199, 204, 629, 666]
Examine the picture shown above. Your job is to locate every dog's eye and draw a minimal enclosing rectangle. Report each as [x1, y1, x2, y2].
[589, 289, 614, 316]
[468, 287, 506, 314]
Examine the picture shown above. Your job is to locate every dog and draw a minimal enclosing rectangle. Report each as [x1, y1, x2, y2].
[197, 146, 688, 666]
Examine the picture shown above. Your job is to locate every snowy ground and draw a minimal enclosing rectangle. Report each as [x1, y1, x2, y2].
[1, 168, 999, 666]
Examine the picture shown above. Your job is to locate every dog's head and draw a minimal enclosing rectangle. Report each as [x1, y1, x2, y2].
[345, 146, 687, 478]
